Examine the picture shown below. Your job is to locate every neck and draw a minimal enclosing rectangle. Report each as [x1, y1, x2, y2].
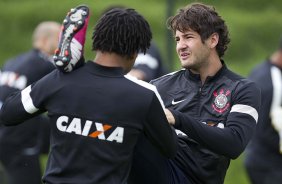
[94, 51, 136, 73]
[191, 54, 222, 84]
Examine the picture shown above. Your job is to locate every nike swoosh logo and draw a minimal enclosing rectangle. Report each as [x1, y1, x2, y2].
[172, 99, 186, 105]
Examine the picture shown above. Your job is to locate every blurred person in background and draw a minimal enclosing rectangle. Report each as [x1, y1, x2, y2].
[129, 42, 168, 82]
[128, 3, 261, 184]
[0, 21, 61, 184]
[244, 37, 282, 184]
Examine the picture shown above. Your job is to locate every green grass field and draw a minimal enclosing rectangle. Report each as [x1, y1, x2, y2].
[1, 0, 282, 183]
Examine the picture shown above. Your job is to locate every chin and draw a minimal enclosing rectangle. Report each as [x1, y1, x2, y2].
[181, 61, 192, 69]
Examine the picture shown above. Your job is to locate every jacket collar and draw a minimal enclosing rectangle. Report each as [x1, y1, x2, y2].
[184, 60, 227, 83]
[85, 61, 124, 77]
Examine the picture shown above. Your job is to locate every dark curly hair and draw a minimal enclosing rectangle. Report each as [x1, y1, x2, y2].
[167, 3, 230, 58]
[92, 8, 152, 58]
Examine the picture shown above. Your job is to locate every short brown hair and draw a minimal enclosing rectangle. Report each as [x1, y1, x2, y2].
[167, 3, 230, 58]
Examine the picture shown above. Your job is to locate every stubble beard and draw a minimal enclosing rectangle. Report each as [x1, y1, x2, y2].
[181, 57, 203, 71]
[181, 53, 210, 74]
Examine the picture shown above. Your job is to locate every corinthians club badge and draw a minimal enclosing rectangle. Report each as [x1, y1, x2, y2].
[212, 89, 230, 113]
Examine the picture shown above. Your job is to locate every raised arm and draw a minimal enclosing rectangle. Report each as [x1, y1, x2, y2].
[0, 72, 56, 126]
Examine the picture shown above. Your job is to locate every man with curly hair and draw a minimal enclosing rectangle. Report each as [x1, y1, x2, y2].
[0, 6, 177, 184]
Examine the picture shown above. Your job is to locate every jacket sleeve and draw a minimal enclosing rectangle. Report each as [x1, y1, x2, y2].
[0, 72, 56, 126]
[143, 94, 178, 158]
[0, 85, 42, 125]
[170, 81, 261, 159]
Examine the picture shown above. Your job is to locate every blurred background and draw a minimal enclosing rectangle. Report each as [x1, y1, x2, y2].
[0, 0, 281, 183]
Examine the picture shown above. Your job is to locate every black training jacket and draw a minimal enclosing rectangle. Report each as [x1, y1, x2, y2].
[0, 61, 177, 184]
[151, 63, 261, 184]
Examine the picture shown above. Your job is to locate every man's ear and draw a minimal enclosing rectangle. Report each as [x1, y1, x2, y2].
[208, 33, 219, 49]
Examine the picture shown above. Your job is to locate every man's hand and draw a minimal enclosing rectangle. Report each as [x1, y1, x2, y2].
[128, 69, 146, 81]
[165, 109, 175, 125]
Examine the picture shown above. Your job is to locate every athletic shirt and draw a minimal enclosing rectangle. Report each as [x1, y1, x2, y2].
[151, 62, 260, 184]
[0, 61, 177, 184]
